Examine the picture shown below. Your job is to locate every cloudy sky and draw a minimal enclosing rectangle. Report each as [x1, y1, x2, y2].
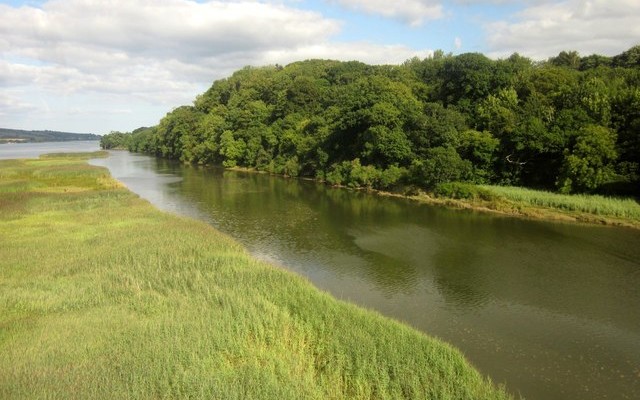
[1, 0, 639, 134]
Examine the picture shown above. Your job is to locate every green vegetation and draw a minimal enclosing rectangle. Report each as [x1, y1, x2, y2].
[0, 128, 100, 143]
[479, 185, 640, 221]
[0, 154, 511, 399]
[428, 181, 640, 227]
[102, 46, 640, 200]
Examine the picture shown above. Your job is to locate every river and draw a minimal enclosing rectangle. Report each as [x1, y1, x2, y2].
[2, 142, 639, 399]
[0, 140, 101, 159]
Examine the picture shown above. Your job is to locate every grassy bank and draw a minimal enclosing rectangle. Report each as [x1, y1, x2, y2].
[410, 182, 640, 229]
[0, 154, 511, 399]
[227, 163, 640, 229]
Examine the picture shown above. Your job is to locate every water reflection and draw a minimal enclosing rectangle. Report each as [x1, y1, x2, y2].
[433, 245, 491, 310]
[92, 150, 640, 400]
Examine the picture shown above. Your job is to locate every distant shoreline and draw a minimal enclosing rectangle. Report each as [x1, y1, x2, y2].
[0, 138, 28, 144]
[0, 127, 100, 143]
[0, 138, 100, 144]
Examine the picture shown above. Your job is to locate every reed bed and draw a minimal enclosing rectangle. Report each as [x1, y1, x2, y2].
[480, 185, 640, 221]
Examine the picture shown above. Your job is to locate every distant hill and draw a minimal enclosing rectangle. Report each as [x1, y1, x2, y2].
[0, 128, 100, 143]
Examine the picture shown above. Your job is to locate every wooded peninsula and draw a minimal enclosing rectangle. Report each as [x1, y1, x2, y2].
[101, 46, 640, 222]
[0, 128, 99, 143]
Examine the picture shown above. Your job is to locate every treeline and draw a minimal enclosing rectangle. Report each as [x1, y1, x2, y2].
[1, 128, 99, 143]
[102, 46, 640, 195]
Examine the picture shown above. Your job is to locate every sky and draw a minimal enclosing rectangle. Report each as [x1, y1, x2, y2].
[1, 0, 639, 134]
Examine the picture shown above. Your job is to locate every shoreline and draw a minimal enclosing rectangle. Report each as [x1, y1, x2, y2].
[383, 190, 640, 229]
[223, 164, 640, 230]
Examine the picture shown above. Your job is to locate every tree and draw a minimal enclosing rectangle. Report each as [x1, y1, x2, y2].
[550, 50, 581, 69]
[408, 102, 468, 156]
[612, 88, 640, 166]
[362, 125, 413, 167]
[438, 53, 497, 110]
[579, 54, 612, 70]
[155, 106, 203, 160]
[578, 77, 611, 126]
[612, 45, 640, 68]
[456, 129, 499, 182]
[476, 87, 518, 137]
[99, 131, 129, 149]
[219, 130, 246, 168]
[557, 125, 618, 193]
[611, 87, 640, 190]
[411, 147, 472, 188]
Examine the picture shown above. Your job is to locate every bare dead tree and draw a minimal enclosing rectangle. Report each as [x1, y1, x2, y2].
[506, 154, 527, 165]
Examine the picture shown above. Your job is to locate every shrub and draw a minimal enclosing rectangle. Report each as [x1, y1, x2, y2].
[434, 182, 496, 201]
[411, 147, 473, 189]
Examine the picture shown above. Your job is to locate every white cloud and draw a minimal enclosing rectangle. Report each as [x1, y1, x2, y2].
[0, 0, 432, 132]
[0, 0, 341, 89]
[0, 92, 38, 117]
[454, 37, 462, 49]
[328, 0, 443, 26]
[486, 0, 640, 59]
[260, 42, 433, 66]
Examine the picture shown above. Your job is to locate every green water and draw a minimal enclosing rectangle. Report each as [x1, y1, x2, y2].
[93, 151, 640, 400]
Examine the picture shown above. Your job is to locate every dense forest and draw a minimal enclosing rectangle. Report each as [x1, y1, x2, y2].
[101, 46, 640, 195]
[0, 128, 99, 143]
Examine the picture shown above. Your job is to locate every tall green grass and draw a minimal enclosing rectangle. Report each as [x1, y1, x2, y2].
[0, 155, 511, 399]
[479, 184, 640, 221]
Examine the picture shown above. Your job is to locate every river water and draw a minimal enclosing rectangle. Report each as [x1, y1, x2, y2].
[2, 142, 639, 399]
[0, 140, 101, 159]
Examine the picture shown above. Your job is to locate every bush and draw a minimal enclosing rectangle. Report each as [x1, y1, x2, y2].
[325, 159, 380, 188]
[324, 161, 408, 190]
[434, 182, 496, 201]
[411, 147, 472, 189]
[379, 165, 408, 190]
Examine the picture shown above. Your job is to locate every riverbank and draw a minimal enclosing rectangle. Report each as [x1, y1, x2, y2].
[0, 153, 511, 399]
[403, 183, 640, 229]
[225, 164, 640, 229]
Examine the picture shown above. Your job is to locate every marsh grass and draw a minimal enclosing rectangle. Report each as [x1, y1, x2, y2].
[0, 155, 512, 399]
[479, 185, 640, 221]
